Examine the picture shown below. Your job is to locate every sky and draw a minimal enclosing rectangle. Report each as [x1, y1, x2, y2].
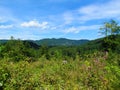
[0, 0, 120, 40]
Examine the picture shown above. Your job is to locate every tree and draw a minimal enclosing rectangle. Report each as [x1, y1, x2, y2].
[109, 20, 119, 35]
[100, 20, 120, 51]
[100, 20, 120, 37]
[100, 22, 111, 37]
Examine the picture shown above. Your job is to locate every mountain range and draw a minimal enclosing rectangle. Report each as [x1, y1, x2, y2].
[0, 38, 89, 46]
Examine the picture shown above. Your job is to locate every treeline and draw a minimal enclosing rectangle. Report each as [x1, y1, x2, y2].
[0, 35, 120, 63]
[0, 38, 83, 61]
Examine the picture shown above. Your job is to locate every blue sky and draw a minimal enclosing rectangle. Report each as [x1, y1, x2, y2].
[0, 0, 120, 40]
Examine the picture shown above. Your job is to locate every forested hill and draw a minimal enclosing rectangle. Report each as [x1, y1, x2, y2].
[33, 38, 89, 46]
[0, 38, 89, 46]
[79, 35, 120, 53]
[0, 40, 8, 44]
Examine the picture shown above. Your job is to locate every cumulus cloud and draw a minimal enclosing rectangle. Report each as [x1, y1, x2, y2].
[63, 25, 100, 33]
[0, 25, 13, 29]
[21, 20, 49, 29]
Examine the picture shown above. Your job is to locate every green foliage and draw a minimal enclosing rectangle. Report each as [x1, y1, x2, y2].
[0, 63, 10, 89]
[101, 35, 120, 51]
[0, 38, 38, 62]
[0, 51, 120, 89]
[100, 20, 120, 51]
[100, 19, 120, 37]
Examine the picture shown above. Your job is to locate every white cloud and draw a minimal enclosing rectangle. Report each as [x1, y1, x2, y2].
[21, 20, 49, 29]
[63, 25, 100, 33]
[60, 0, 120, 24]
[64, 27, 79, 33]
[78, 0, 120, 22]
[47, 0, 120, 29]
[0, 25, 13, 29]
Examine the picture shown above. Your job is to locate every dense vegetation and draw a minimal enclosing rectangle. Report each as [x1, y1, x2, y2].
[0, 20, 120, 90]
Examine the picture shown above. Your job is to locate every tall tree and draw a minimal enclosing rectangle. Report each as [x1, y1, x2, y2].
[100, 22, 111, 37]
[100, 20, 120, 51]
[109, 20, 119, 35]
[100, 19, 120, 37]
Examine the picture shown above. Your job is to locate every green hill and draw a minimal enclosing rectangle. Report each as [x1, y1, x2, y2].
[33, 38, 89, 46]
[0, 38, 89, 46]
[79, 35, 120, 53]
